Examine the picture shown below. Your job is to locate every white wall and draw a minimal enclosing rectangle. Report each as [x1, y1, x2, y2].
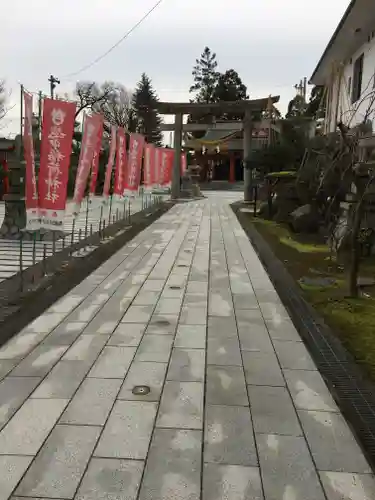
[326, 34, 375, 133]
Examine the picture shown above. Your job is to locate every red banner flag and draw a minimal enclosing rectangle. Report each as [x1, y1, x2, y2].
[23, 91, 39, 230]
[113, 127, 127, 199]
[38, 98, 76, 230]
[72, 113, 102, 214]
[142, 143, 155, 192]
[89, 116, 104, 197]
[103, 125, 117, 200]
[160, 148, 174, 187]
[181, 152, 187, 176]
[124, 133, 145, 196]
[154, 148, 162, 187]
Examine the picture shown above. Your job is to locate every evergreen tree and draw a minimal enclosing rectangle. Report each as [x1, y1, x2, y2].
[214, 69, 248, 102]
[305, 85, 326, 119]
[189, 47, 219, 103]
[132, 73, 163, 146]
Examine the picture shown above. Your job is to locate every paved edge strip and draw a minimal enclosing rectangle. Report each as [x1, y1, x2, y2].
[232, 201, 375, 472]
[0, 203, 173, 351]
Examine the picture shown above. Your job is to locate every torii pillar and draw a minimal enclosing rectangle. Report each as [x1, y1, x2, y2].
[171, 112, 183, 200]
[243, 109, 253, 202]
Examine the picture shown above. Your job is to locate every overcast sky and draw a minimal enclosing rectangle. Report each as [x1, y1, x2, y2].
[1, 0, 349, 138]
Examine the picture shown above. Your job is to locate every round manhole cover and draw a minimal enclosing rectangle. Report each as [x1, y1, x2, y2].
[132, 385, 151, 396]
[169, 285, 181, 290]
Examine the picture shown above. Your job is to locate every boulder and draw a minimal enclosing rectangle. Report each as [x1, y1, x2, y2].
[290, 204, 319, 233]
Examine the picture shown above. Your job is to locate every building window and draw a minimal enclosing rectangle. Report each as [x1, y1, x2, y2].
[352, 53, 364, 103]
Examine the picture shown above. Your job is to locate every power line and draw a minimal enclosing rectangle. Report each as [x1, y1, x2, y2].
[61, 0, 165, 80]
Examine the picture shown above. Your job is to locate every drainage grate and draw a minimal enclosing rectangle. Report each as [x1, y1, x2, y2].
[169, 286, 181, 290]
[132, 385, 151, 396]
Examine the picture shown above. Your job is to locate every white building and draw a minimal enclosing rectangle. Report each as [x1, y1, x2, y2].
[310, 0, 375, 134]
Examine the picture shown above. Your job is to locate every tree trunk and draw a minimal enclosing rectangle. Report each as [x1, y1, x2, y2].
[348, 198, 364, 297]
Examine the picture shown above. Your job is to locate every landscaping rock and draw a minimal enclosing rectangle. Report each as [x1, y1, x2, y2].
[358, 277, 375, 288]
[300, 276, 336, 287]
[290, 204, 319, 233]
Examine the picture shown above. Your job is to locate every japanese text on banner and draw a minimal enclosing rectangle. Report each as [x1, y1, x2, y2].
[72, 113, 102, 214]
[89, 116, 104, 197]
[124, 133, 145, 196]
[103, 125, 117, 200]
[143, 143, 155, 191]
[113, 127, 127, 199]
[38, 98, 76, 231]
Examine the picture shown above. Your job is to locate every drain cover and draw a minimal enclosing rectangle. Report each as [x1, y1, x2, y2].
[154, 320, 171, 326]
[169, 285, 181, 290]
[132, 385, 150, 396]
[177, 264, 188, 268]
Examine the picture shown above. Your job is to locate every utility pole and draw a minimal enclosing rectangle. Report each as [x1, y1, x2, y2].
[48, 75, 60, 99]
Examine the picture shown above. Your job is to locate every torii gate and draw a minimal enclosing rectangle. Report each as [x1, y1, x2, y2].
[154, 96, 280, 201]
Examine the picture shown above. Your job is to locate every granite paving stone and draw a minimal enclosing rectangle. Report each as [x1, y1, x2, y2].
[157, 381, 204, 429]
[138, 428, 202, 500]
[0, 196, 372, 500]
[207, 336, 242, 366]
[319, 471, 375, 500]
[0, 332, 47, 361]
[30, 360, 89, 399]
[76, 458, 144, 500]
[0, 377, 41, 429]
[21, 313, 67, 334]
[0, 456, 33, 500]
[15, 424, 101, 499]
[174, 325, 206, 349]
[242, 351, 285, 387]
[204, 405, 257, 466]
[273, 340, 316, 371]
[9, 344, 68, 378]
[0, 360, 18, 381]
[203, 463, 263, 500]
[88, 346, 136, 379]
[118, 361, 168, 402]
[146, 314, 178, 335]
[43, 322, 87, 346]
[248, 385, 302, 436]
[95, 401, 157, 459]
[179, 306, 207, 325]
[108, 323, 147, 347]
[0, 398, 68, 455]
[207, 316, 238, 338]
[121, 305, 154, 323]
[238, 327, 274, 353]
[66, 303, 102, 323]
[206, 365, 248, 406]
[62, 334, 109, 363]
[136, 334, 174, 362]
[133, 290, 161, 305]
[284, 369, 338, 412]
[48, 294, 84, 314]
[167, 348, 205, 382]
[257, 433, 326, 500]
[298, 410, 371, 473]
[60, 378, 122, 425]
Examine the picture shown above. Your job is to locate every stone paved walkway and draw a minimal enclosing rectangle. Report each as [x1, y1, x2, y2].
[0, 194, 375, 500]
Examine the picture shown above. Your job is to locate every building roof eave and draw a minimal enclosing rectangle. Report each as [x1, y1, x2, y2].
[309, 0, 356, 85]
